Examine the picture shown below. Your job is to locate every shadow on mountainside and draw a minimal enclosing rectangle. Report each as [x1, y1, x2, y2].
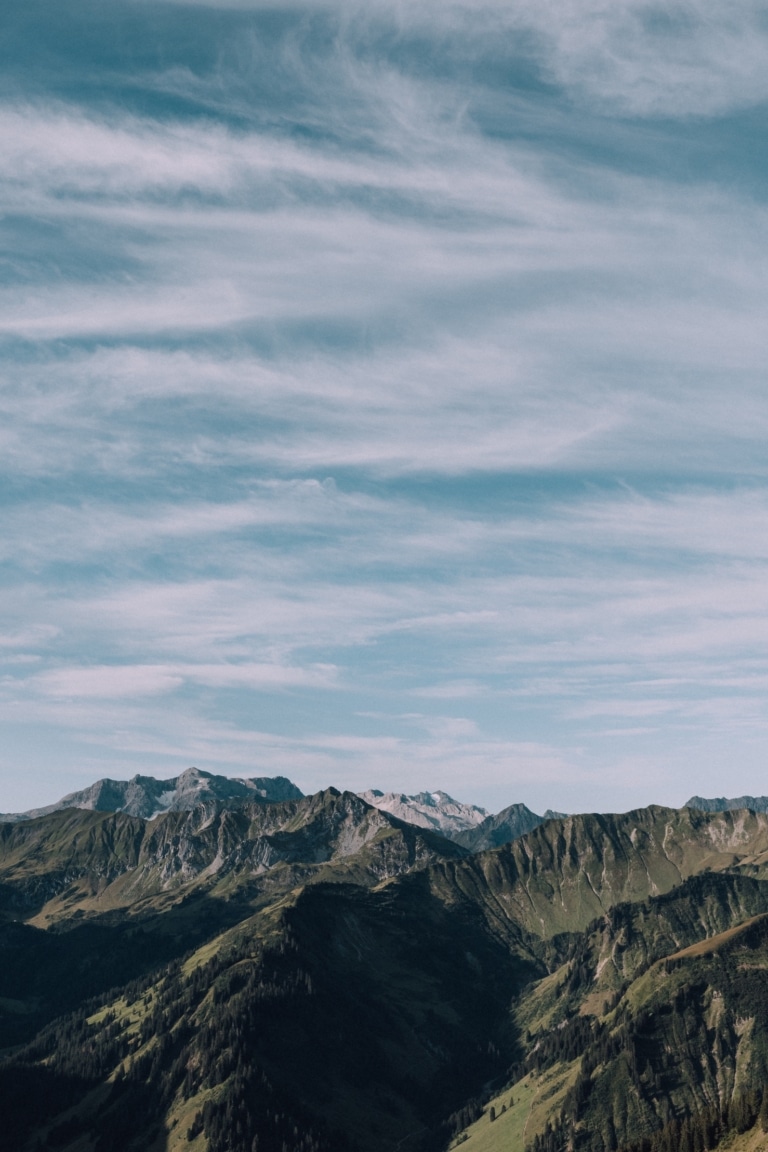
[0, 890, 252, 1049]
[0, 875, 539, 1152]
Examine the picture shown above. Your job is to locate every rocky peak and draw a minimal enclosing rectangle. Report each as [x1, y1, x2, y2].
[357, 788, 489, 837]
[685, 793, 768, 813]
[0, 769, 304, 823]
[451, 800, 546, 851]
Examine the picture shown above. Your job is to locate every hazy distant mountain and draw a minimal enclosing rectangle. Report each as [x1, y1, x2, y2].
[358, 788, 488, 836]
[453, 800, 553, 851]
[0, 766, 304, 823]
[360, 790, 568, 849]
[685, 793, 768, 813]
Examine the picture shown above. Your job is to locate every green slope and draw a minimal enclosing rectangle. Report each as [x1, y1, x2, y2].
[451, 872, 768, 1152]
[426, 805, 768, 940]
[0, 878, 536, 1152]
[0, 788, 467, 925]
[0, 790, 466, 1048]
[6, 801, 768, 1152]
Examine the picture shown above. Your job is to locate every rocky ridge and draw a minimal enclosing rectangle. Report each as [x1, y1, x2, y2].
[358, 788, 489, 836]
[0, 787, 466, 923]
[452, 800, 562, 851]
[686, 793, 768, 813]
[0, 766, 304, 823]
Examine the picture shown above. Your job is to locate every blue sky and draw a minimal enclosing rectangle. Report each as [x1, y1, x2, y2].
[3, 0, 768, 815]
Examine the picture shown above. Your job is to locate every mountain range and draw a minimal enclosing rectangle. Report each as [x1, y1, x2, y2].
[685, 793, 768, 813]
[3, 772, 565, 848]
[358, 789, 567, 848]
[3, 778, 768, 1152]
[358, 788, 489, 835]
[0, 767, 304, 823]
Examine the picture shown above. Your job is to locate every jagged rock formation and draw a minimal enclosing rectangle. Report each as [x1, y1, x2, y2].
[0, 766, 304, 823]
[686, 793, 768, 813]
[358, 788, 489, 836]
[0, 787, 465, 924]
[452, 801, 547, 851]
[358, 790, 568, 850]
[427, 804, 768, 939]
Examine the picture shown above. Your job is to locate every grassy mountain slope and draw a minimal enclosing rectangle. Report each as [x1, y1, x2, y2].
[426, 805, 768, 939]
[0, 790, 466, 1048]
[565, 907, 768, 1152]
[0, 788, 466, 924]
[6, 800, 768, 1152]
[0, 877, 537, 1152]
[452, 871, 768, 1152]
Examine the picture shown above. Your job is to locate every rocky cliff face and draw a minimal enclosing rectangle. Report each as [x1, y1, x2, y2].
[425, 804, 768, 939]
[686, 793, 768, 814]
[358, 788, 488, 836]
[452, 800, 546, 851]
[0, 766, 304, 823]
[0, 788, 466, 921]
[505, 869, 768, 1152]
[358, 790, 570, 850]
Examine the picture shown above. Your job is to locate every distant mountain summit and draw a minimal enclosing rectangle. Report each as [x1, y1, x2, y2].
[685, 793, 768, 813]
[452, 801, 567, 851]
[0, 767, 304, 823]
[358, 789, 489, 837]
[359, 789, 568, 847]
[0, 787, 466, 925]
[2, 769, 568, 854]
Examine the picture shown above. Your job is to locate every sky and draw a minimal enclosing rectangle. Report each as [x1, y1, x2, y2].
[2, 0, 768, 816]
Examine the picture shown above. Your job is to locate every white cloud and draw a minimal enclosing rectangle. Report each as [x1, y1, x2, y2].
[3, 0, 768, 813]
[30, 660, 336, 699]
[34, 665, 185, 700]
[515, 0, 768, 117]
[8, 485, 768, 683]
[141, 0, 768, 117]
[1, 99, 766, 481]
[0, 625, 60, 649]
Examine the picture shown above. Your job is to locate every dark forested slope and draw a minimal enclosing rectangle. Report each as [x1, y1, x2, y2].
[4, 797, 768, 1152]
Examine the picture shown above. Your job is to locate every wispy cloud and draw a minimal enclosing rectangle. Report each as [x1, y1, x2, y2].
[2, 0, 768, 813]
[142, 0, 768, 117]
[30, 661, 336, 699]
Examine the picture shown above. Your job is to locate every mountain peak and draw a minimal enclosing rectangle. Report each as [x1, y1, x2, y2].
[0, 769, 304, 823]
[685, 794, 768, 813]
[358, 788, 488, 837]
[176, 766, 212, 781]
[452, 799, 546, 851]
